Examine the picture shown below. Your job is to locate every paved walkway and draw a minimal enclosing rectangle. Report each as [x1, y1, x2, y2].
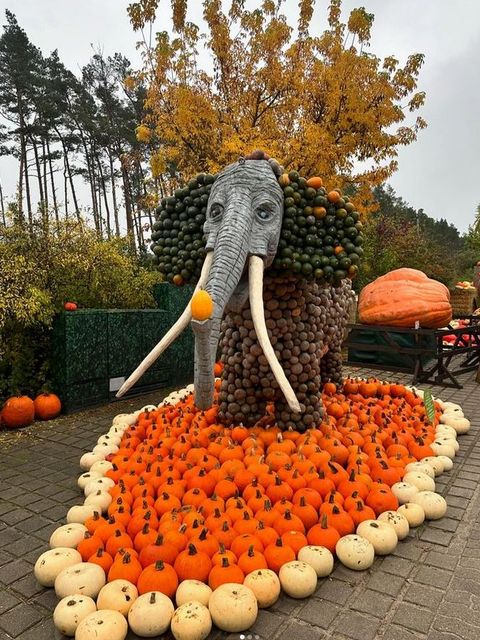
[0, 368, 478, 640]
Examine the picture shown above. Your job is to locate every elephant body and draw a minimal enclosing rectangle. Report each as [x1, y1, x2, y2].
[218, 273, 354, 431]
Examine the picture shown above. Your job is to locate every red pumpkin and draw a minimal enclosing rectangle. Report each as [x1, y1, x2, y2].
[64, 302, 77, 311]
[1, 396, 35, 429]
[34, 393, 62, 420]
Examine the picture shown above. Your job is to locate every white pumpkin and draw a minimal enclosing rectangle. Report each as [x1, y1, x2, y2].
[78, 471, 102, 490]
[420, 456, 444, 476]
[402, 471, 436, 492]
[411, 491, 447, 520]
[436, 455, 454, 471]
[176, 580, 212, 607]
[75, 610, 128, 640]
[441, 401, 462, 412]
[128, 591, 175, 637]
[50, 524, 87, 549]
[356, 520, 398, 555]
[84, 477, 115, 497]
[404, 462, 435, 479]
[34, 548, 82, 587]
[84, 490, 112, 513]
[377, 511, 409, 540]
[140, 404, 157, 412]
[67, 505, 99, 525]
[90, 460, 113, 476]
[92, 443, 119, 457]
[97, 580, 138, 616]
[445, 417, 470, 434]
[430, 440, 456, 458]
[391, 481, 419, 504]
[397, 502, 425, 527]
[297, 545, 334, 577]
[171, 601, 212, 640]
[434, 435, 459, 452]
[97, 434, 121, 447]
[55, 562, 106, 599]
[53, 595, 96, 636]
[243, 569, 281, 608]
[279, 561, 318, 598]
[208, 583, 258, 632]
[435, 424, 458, 439]
[108, 425, 126, 436]
[335, 535, 375, 570]
[79, 452, 103, 471]
[112, 412, 137, 425]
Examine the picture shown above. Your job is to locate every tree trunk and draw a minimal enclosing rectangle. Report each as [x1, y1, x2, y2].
[46, 137, 59, 225]
[64, 163, 69, 220]
[96, 155, 111, 238]
[0, 181, 5, 226]
[108, 151, 120, 236]
[42, 138, 49, 215]
[30, 136, 45, 217]
[121, 163, 135, 241]
[24, 142, 33, 228]
[54, 126, 80, 219]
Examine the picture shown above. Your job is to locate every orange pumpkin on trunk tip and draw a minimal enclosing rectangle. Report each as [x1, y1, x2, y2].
[1, 396, 35, 429]
[191, 289, 213, 321]
[34, 393, 62, 420]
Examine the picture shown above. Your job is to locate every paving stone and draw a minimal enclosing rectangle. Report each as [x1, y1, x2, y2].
[0, 559, 33, 585]
[17, 617, 57, 640]
[392, 602, 434, 634]
[297, 598, 341, 628]
[445, 495, 469, 509]
[429, 518, 459, 533]
[10, 573, 46, 599]
[382, 624, 427, 640]
[404, 583, 445, 610]
[333, 611, 380, 640]
[0, 589, 22, 614]
[249, 609, 287, 637]
[448, 486, 474, 499]
[351, 589, 394, 617]
[381, 556, 415, 578]
[425, 550, 459, 570]
[0, 602, 43, 637]
[6, 536, 43, 559]
[367, 572, 405, 597]
[314, 578, 353, 605]
[392, 541, 424, 561]
[30, 588, 59, 612]
[0, 509, 32, 526]
[434, 615, 480, 640]
[419, 528, 453, 547]
[276, 620, 326, 640]
[14, 516, 53, 535]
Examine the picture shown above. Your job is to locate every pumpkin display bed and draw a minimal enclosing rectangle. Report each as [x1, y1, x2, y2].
[35, 378, 470, 638]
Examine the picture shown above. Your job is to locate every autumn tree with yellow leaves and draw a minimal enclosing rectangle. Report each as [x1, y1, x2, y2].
[128, 0, 426, 204]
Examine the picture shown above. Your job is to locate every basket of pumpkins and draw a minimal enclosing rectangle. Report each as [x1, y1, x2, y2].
[450, 281, 477, 316]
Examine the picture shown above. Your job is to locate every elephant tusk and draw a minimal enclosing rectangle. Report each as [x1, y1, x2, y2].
[116, 251, 214, 398]
[248, 255, 301, 414]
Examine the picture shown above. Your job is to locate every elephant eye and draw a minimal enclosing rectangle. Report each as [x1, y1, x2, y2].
[209, 203, 223, 219]
[256, 205, 273, 221]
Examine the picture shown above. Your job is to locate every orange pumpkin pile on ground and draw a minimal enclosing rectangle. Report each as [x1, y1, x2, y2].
[81, 378, 441, 592]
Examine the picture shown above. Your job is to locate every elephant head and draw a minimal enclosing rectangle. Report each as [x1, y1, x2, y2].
[192, 158, 299, 412]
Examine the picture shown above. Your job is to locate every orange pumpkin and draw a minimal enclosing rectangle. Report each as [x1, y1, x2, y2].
[33, 393, 62, 420]
[358, 268, 452, 328]
[1, 396, 35, 429]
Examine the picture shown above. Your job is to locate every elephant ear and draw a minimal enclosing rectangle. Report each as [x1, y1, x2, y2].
[271, 170, 364, 286]
[150, 173, 216, 284]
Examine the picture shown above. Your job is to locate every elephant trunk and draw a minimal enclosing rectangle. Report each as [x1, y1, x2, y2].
[192, 213, 252, 410]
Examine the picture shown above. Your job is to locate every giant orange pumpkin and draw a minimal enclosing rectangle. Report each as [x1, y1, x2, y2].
[1, 396, 35, 429]
[358, 268, 452, 328]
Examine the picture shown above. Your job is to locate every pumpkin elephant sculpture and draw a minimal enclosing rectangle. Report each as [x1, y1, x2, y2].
[118, 152, 363, 432]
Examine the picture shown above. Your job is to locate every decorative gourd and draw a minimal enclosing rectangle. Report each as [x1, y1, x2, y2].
[404, 462, 435, 478]
[78, 472, 103, 490]
[79, 452, 104, 471]
[128, 591, 175, 637]
[90, 460, 114, 475]
[84, 491, 112, 513]
[411, 491, 447, 520]
[335, 535, 375, 570]
[402, 472, 435, 492]
[297, 545, 334, 577]
[356, 520, 398, 555]
[243, 569, 281, 608]
[441, 416, 470, 434]
[434, 435, 459, 452]
[397, 502, 425, 527]
[176, 580, 212, 607]
[84, 477, 115, 496]
[53, 594, 97, 636]
[391, 482, 419, 505]
[55, 562, 106, 599]
[430, 440, 456, 458]
[191, 290, 213, 321]
[34, 392, 62, 420]
[377, 511, 409, 539]
[50, 523, 87, 549]
[75, 610, 128, 640]
[171, 601, 212, 640]
[279, 561, 317, 598]
[96, 580, 138, 616]
[0, 395, 35, 428]
[436, 455, 454, 471]
[208, 583, 258, 632]
[66, 505, 99, 525]
[34, 548, 82, 587]
[358, 268, 452, 328]
[420, 456, 444, 476]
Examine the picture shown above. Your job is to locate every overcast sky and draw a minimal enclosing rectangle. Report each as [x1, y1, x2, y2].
[1, 0, 479, 232]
